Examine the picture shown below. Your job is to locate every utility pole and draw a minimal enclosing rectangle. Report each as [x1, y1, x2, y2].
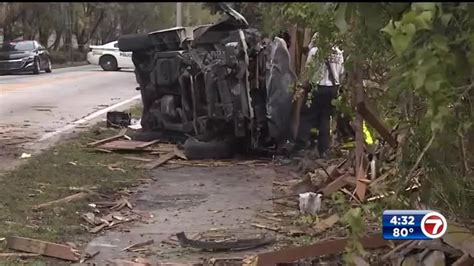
[176, 2, 182, 27]
[68, 3, 73, 62]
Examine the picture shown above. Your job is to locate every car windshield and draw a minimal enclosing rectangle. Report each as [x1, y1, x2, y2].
[0, 41, 35, 52]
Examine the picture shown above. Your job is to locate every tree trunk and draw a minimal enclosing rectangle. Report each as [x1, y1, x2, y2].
[78, 9, 105, 51]
[350, 62, 367, 201]
[77, 30, 86, 52]
[38, 27, 50, 47]
[51, 30, 63, 50]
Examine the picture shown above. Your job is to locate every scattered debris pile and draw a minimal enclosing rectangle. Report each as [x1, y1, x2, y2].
[81, 197, 154, 235]
[86, 128, 189, 170]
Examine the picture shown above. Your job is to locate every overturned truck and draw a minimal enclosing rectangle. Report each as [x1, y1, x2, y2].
[118, 5, 296, 159]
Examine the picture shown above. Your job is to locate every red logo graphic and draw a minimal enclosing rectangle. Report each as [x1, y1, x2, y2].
[421, 211, 448, 239]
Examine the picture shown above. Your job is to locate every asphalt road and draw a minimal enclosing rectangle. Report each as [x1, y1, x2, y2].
[0, 64, 141, 170]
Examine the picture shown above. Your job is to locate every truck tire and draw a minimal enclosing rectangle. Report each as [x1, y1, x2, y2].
[118, 34, 152, 52]
[183, 138, 235, 160]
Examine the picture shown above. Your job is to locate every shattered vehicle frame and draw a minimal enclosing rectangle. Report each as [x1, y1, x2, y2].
[118, 4, 296, 158]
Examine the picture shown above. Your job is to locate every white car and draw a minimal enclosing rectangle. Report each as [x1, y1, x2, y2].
[87, 41, 134, 71]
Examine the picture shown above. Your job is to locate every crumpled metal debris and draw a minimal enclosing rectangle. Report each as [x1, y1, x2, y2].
[298, 192, 322, 215]
[128, 118, 142, 130]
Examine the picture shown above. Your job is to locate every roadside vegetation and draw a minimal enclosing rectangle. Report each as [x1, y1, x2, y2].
[244, 2, 473, 261]
[0, 120, 147, 263]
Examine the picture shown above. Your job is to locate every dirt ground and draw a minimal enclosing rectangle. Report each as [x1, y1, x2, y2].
[80, 162, 294, 264]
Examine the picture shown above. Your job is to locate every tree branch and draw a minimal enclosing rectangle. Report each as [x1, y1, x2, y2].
[407, 133, 436, 183]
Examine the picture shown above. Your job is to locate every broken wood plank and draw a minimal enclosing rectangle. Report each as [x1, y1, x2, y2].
[255, 234, 398, 265]
[6, 236, 80, 261]
[161, 239, 179, 247]
[109, 258, 151, 266]
[381, 240, 414, 260]
[122, 239, 154, 252]
[33, 192, 88, 210]
[173, 148, 188, 160]
[123, 156, 153, 162]
[98, 140, 156, 151]
[0, 253, 41, 257]
[251, 223, 280, 232]
[355, 159, 367, 202]
[176, 232, 275, 252]
[87, 128, 127, 147]
[256, 213, 283, 223]
[319, 173, 352, 196]
[136, 139, 160, 149]
[94, 148, 113, 153]
[356, 100, 398, 148]
[139, 151, 177, 170]
[79, 250, 100, 263]
[89, 223, 108, 234]
[325, 165, 342, 181]
[314, 214, 339, 232]
[453, 254, 474, 266]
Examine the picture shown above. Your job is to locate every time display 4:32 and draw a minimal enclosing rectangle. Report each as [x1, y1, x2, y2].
[390, 215, 415, 226]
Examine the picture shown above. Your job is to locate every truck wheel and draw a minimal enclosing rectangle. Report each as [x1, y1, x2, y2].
[100, 55, 118, 71]
[183, 138, 235, 160]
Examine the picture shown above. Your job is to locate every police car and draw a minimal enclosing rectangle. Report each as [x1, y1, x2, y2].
[87, 41, 133, 71]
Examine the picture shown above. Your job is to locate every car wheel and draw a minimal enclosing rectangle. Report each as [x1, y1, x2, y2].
[33, 58, 41, 74]
[99, 55, 118, 71]
[45, 58, 52, 73]
[183, 138, 235, 160]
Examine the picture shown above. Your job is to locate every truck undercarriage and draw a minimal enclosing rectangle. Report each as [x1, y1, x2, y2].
[118, 4, 296, 158]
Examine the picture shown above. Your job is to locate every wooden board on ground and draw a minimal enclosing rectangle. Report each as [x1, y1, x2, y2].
[314, 214, 340, 232]
[87, 128, 127, 147]
[319, 174, 353, 196]
[6, 236, 80, 261]
[33, 192, 89, 210]
[98, 139, 159, 151]
[123, 156, 153, 162]
[139, 151, 177, 170]
[255, 233, 395, 265]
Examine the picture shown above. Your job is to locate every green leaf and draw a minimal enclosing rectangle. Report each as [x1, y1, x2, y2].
[425, 79, 442, 94]
[403, 23, 416, 37]
[413, 11, 434, 30]
[391, 23, 416, 55]
[402, 11, 419, 24]
[440, 13, 452, 26]
[381, 20, 396, 36]
[412, 2, 437, 13]
[468, 51, 474, 67]
[412, 67, 427, 89]
[335, 3, 348, 33]
[432, 34, 449, 52]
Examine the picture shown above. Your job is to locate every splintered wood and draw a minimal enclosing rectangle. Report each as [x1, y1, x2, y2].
[33, 192, 89, 211]
[6, 236, 80, 261]
[121, 239, 154, 252]
[139, 151, 178, 170]
[98, 140, 159, 151]
[87, 128, 127, 147]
